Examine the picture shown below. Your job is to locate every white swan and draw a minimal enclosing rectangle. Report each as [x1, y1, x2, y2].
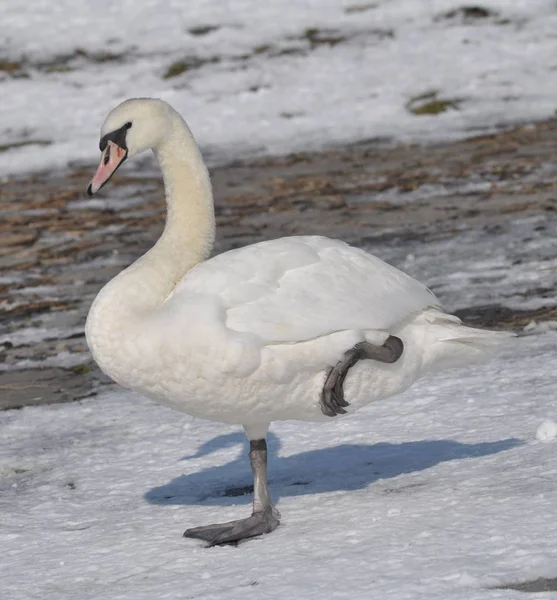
[86, 98, 512, 545]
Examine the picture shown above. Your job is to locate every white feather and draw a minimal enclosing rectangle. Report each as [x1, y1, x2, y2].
[172, 236, 439, 343]
[86, 99, 515, 435]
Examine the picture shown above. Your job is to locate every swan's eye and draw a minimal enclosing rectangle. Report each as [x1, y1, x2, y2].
[99, 121, 131, 153]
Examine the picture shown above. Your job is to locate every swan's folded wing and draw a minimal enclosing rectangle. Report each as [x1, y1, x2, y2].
[171, 236, 439, 343]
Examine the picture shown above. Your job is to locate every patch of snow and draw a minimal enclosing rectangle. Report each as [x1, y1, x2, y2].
[0, 326, 83, 348]
[0, 350, 89, 372]
[372, 216, 557, 314]
[2, 0, 557, 175]
[1, 331, 556, 599]
[536, 420, 557, 442]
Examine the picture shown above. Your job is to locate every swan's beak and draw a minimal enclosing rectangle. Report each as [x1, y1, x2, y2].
[87, 140, 128, 196]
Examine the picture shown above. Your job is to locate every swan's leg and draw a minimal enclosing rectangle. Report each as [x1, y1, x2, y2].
[184, 439, 280, 546]
[321, 335, 404, 417]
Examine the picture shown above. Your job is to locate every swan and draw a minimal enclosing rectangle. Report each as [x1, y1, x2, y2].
[86, 98, 512, 546]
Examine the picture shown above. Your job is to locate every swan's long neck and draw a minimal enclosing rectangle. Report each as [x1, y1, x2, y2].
[138, 124, 215, 305]
[86, 117, 215, 376]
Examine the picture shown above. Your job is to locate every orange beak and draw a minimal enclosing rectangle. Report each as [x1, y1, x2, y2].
[87, 140, 128, 196]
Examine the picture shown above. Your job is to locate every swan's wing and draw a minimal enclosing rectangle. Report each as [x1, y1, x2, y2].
[172, 236, 439, 343]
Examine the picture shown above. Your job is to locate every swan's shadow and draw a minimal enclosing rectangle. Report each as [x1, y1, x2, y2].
[145, 432, 521, 507]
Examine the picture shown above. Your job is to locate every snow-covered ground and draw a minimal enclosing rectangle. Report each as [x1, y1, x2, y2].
[2, 0, 557, 175]
[2, 1, 557, 597]
[1, 330, 556, 600]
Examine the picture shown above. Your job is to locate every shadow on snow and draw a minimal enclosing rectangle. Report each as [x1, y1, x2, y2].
[144, 431, 521, 507]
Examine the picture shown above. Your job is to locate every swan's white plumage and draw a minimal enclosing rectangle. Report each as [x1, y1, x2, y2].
[86, 98, 514, 437]
[174, 236, 439, 343]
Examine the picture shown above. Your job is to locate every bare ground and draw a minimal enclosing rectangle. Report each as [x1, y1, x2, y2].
[1, 120, 557, 410]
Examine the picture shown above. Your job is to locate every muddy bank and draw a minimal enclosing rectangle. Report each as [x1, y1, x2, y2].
[1, 120, 557, 410]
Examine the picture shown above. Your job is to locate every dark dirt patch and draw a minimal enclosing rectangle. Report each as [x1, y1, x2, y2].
[454, 305, 557, 330]
[407, 91, 462, 116]
[0, 48, 129, 78]
[383, 482, 427, 494]
[0, 367, 111, 411]
[0, 59, 22, 72]
[188, 25, 220, 36]
[302, 28, 347, 48]
[0, 140, 52, 153]
[493, 577, 557, 593]
[435, 6, 498, 22]
[222, 485, 254, 497]
[345, 3, 378, 14]
[163, 56, 220, 78]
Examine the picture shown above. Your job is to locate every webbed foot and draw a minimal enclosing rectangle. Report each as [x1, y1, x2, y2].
[184, 508, 280, 546]
[184, 438, 279, 547]
[320, 335, 404, 417]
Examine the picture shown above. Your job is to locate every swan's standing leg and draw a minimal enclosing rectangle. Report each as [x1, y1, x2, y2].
[321, 335, 404, 417]
[184, 437, 280, 546]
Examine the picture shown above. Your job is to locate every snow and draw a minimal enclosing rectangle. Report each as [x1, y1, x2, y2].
[0, 350, 89, 373]
[536, 420, 557, 442]
[0, 326, 83, 349]
[377, 214, 557, 314]
[1, 330, 557, 599]
[3, 0, 557, 175]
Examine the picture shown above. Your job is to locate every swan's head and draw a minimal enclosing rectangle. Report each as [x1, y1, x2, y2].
[87, 98, 175, 196]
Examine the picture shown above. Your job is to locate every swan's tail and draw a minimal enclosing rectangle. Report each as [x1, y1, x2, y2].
[416, 308, 516, 374]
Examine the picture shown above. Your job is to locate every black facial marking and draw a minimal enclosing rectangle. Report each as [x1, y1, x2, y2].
[99, 121, 132, 152]
[103, 145, 111, 165]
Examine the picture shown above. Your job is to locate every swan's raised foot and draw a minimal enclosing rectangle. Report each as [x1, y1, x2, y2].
[321, 335, 404, 417]
[184, 508, 280, 546]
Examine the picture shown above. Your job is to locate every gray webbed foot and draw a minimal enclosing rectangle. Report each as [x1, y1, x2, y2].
[320, 335, 404, 417]
[184, 508, 280, 547]
[184, 438, 279, 547]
